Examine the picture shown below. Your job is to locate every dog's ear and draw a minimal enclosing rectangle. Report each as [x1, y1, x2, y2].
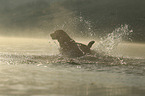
[88, 41, 95, 48]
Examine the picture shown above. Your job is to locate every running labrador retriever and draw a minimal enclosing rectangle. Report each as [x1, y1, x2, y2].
[50, 30, 95, 57]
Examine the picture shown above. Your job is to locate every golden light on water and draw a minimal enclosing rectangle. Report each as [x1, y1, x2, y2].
[113, 43, 145, 58]
[0, 36, 145, 95]
[0, 36, 145, 59]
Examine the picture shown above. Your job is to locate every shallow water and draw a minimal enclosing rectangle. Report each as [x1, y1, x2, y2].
[0, 37, 145, 96]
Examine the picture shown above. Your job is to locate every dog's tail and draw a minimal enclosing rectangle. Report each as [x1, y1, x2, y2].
[88, 41, 95, 48]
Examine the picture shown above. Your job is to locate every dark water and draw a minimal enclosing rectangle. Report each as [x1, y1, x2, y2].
[0, 25, 145, 96]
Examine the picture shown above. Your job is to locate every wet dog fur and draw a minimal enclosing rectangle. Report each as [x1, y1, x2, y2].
[50, 30, 95, 57]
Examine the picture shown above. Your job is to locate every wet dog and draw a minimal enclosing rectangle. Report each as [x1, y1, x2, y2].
[50, 30, 95, 57]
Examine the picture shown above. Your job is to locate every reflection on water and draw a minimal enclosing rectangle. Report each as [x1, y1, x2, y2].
[0, 64, 145, 96]
[113, 43, 145, 59]
[0, 37, 145, 96]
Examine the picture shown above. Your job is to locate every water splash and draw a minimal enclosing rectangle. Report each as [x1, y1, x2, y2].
[50, 15, 95, 37]
[95, 24, 133, 55]
[77, 15, 95, 37]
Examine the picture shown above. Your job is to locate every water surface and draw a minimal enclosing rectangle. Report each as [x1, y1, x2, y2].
[0, 37, 145, 96]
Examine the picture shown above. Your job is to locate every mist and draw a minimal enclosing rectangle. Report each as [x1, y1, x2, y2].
[0, 0, 145, 42]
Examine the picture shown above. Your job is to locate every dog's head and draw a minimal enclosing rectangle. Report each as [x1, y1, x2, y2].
[50, 30, 71, 41]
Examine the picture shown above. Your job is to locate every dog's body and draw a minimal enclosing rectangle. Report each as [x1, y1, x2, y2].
[50, 30, 95, 57]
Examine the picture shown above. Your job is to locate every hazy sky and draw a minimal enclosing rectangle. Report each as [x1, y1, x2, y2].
[0, 0, 145, 42]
